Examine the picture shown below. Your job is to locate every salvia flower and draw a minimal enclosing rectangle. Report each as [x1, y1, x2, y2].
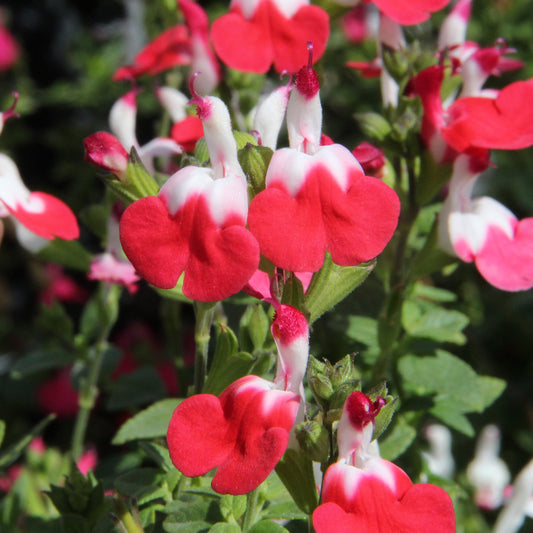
[248, 54, 400, 272]
[210, 0, 330, 73]
[438, 154, 533, 291]
[167, 304, 309, 494]
[0, 153, 79, 248]
[119, 82, 260, 302]
[312, 391, 455, 533]
[467, 425, 510, 510]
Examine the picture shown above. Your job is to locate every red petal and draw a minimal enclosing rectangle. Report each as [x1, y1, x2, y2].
[475, 220, 533, 291]
[443, 79, 533, 151]
[270, 4, 330, 73]
[248, 160, 399, 272]
[373, 0, 450, 25]
[211, 5, 273, 74]
[120, 194, 259, 301]
[211, 1, 329, 74]
[183, 199, 260, 302]
[113, 26, 191, 80]
[119, 196, 190, 289]
[167, 394, 233, 477]
[170, 116, 204, 152]
[8, 192, 79, 240]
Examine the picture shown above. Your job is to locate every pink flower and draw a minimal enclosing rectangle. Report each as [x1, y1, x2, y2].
[40, 264, 89, 306]
[0, 11, 19, 72]
[438, 154, 533, 291]
[0, 153, 79, 245]
[88, 203, 140, 294]
[120, 87, 260, 302]
[313, 391, 455, 533]
[37, 367, 79, 418]
[247, 58, 399, 272]
[167, 305, 309, 495]
[113, 25, 191, 81]
[210, 0, 329, 73]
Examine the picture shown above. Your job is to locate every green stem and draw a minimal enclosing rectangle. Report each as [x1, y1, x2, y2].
[112, 498, 145, 533]
[242, 487, 261, 533]
[70, 284, 120, 462]
[374, 157, 420, 381]
[193, 301, 216, 394]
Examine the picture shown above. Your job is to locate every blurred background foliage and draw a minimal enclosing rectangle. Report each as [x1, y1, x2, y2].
[0, 1, 533, 530]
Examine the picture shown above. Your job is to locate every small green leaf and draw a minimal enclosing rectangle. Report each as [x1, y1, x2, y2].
[164, 500, 224, 533]
[114, 468, 166, 505]
[355, 112, 392, 142]
[208, 524, 241, 533]
[402, 300, 469, 345]
[112, 398, 180, 444]
[379, 417, 417, 461]
[106, 367, 168, 411]
[239, 304, 270, 353]
[11, 349, 76, 379]
[0, 420, 5, 448]
[248, 521, 289, 533]
[0, 414, 55, 469]
[275, 449, 318, 515]
[398, 350, 506, 435]
[305, 255, 375, 324]
[204, 324, 255, 396]
[37, 239, 93, 271]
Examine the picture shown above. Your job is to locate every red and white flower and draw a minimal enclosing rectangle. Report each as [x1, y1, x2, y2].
[0, 153, 79, 249]
[248, 55, 399, 272]
[312, 391, 455, 533]
[167, 305, 309, 495]
[119, 84, 260, 302]
[108, 89, 182, 173]
[210, 0, 330, 73]
[438, 154, 533, 291]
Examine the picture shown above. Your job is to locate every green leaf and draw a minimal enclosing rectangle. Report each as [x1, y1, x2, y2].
[379, 416, 417, 461]
[37, 239, 92, 271]
[402, 300, 469, 345]
[355, 112, 392, 142]
[208, 524, 241, 533]
[239, 304, 270, 353]
[398, 350, 506, 436]
[106, 366, 168, 411]
[164, 500, 224, 533]
[113, 398, 180, 444]
[305, 255, 375, 324]
[249, 521, 289, 533]
[342, 316, 378, 347]
[0, 420, 4, 448]
[204, 324, 255, 396]
[114, 467, 166, 505]
[0, 414, 55, 468]
[275, 449, 318, 515]
[10, 348, 76, 379]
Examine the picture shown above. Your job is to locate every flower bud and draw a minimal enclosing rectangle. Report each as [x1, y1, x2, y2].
[83, 132, 128, 181]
